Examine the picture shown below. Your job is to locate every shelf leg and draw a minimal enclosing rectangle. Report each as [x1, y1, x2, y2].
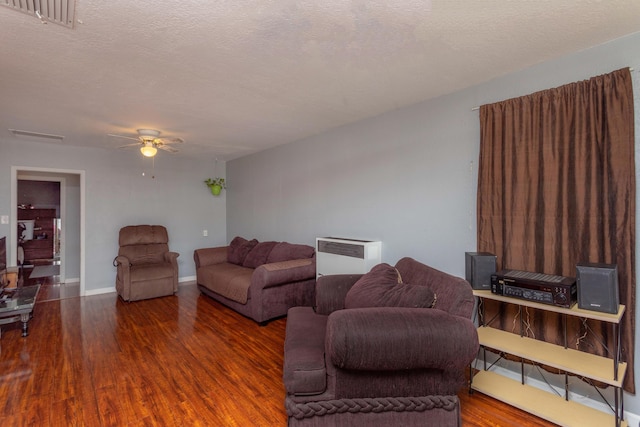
[621, 386, 625, 427]
[615, 386, 620, 427]
[613, 322, 620, 381]
[483, 347, 487, 371]
[563, 313, 567, 349]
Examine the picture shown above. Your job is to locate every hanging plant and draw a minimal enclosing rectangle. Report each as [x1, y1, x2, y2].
[204, 178, 226, 196]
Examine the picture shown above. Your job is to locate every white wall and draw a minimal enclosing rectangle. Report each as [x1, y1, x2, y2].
[0, 139, 227, 293]
[227, 32, 640, 414]
[226, 84, 485, 272]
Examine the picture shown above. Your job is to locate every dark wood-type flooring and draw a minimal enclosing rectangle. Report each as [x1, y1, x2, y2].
[0, 280, 557, 426]
[20, 260, 80, 302]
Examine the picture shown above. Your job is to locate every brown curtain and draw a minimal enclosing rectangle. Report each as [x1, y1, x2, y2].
[477, 68, 636, 393]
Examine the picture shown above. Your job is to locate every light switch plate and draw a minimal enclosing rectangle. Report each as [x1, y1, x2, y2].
[0, 215, 8, 224]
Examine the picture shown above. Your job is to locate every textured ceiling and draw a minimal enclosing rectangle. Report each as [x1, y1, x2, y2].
[1, 1, 639, 160]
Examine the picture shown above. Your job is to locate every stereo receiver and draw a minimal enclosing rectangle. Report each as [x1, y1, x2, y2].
[491, 269, 577, 308]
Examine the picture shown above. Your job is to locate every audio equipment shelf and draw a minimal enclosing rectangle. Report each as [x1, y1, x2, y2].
[472, 290, 626, 427]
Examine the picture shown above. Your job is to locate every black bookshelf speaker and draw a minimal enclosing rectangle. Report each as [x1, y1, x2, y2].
[576, 263, 619, 314]
[465, 252, 496, 290]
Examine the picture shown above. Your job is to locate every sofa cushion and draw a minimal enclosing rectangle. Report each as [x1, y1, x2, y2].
[197, 262, 254, 304]
[267, 242, 314, 263]
[227, 236, 258, 265]
[283, 306, 328, 396]
[345, 263, 436, 309]
[396, 257, 473, 318]
[243, 241, 278, 268]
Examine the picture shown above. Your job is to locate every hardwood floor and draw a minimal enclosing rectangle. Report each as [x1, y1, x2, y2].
[20, 261, 80, 302]
[0, 282, 557, 426]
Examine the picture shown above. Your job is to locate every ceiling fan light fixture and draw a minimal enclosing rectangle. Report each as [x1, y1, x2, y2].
[140, 145, 157, 157]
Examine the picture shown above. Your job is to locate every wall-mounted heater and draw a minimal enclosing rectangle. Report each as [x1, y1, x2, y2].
[316, 237, 382, 278]
[1, 0, 77, 29]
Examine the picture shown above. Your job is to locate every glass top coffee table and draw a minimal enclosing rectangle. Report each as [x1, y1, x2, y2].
[0, 284, 41, 338]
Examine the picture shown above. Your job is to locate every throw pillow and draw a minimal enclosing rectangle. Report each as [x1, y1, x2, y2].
[243, 241, 279, 268]
[227, 236, 258, 265]
[345, 263, 437, 309]
[267, 242, 315, 263]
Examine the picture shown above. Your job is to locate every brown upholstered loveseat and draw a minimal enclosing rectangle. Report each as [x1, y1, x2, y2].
[283, 257, 479, 426]
[194, 236, 316, 324]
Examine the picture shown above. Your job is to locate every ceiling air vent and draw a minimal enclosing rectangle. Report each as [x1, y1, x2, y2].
[9, 129, 65, 142]
[1, 0, 76, 29]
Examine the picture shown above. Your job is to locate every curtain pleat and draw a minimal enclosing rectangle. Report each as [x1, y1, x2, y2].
[477, 68, 635, 393]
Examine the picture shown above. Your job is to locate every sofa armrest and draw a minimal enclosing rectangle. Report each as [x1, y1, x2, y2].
[315, 274, 363, 315]
[193, 247, 227, 268]
[326, 307, 479, 372]
[252, 258, 316, 290]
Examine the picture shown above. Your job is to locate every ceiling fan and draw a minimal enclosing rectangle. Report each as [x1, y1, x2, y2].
[108, 129, 184, 157]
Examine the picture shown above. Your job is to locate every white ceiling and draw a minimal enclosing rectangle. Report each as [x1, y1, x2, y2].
[1, 1, 639, 161]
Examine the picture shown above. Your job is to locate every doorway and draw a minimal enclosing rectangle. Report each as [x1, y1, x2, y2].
[17, 179, 61, 268]
[10, 167, 85, 297]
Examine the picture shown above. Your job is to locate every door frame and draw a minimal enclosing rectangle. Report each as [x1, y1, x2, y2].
[10, 166, 85, 296]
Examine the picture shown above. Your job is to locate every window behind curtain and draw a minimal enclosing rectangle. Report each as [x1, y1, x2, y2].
[477, 68, 636, 392]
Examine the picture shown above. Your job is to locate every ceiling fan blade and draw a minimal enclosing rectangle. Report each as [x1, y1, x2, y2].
[108, 133, 141, 142]
[158, 145, 178, 153]
[157, 137, 184, 145]
[118, 142, 142, 149]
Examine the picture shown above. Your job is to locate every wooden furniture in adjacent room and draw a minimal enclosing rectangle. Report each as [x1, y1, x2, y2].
[3, 267, 19, 288]
[18, 208, 56, 262]
[472, 290, 627, 427]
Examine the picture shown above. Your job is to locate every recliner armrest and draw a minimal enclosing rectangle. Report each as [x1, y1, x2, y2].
[113, 255, 131, 267]
[315, 274, 363, 315]
[164, 251, 180, 265]
[326, 307, 479, 371]
[193, 246, 227, 268]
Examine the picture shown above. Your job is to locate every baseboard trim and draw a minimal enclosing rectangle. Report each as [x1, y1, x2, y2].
[83, 276, 196, 297]
[85, 286, 115, 296]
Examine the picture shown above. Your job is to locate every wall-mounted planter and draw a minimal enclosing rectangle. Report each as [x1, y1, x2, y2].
[204, 178, 225, 196]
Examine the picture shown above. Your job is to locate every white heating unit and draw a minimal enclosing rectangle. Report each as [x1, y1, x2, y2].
[315, 237, 382, 278]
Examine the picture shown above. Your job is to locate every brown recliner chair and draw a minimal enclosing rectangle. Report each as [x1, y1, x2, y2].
[113, 225, 179, 301]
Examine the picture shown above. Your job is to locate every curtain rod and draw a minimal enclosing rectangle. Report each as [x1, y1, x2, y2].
[471, 67, 635, 111]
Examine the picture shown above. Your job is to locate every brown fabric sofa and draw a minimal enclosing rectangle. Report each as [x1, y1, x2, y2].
[283, 257, 479, 426]
[194, 236, 316, 324]
[114, 225, 179, 302]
